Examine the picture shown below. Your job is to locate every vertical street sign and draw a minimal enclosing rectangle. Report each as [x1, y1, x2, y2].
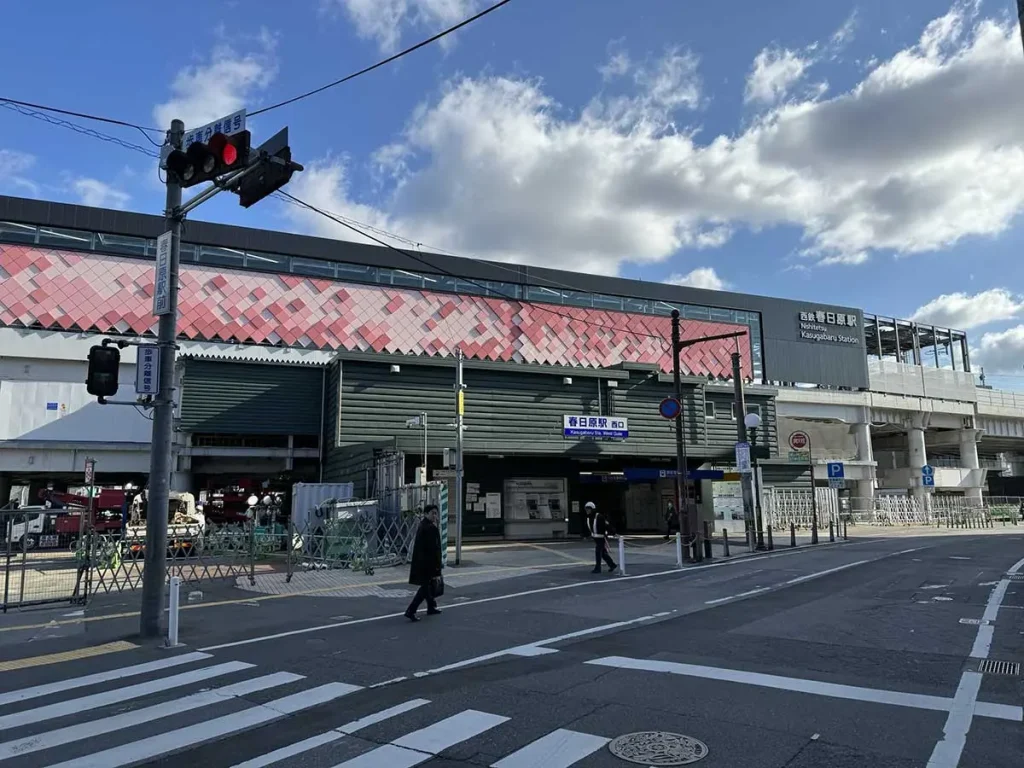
[735, 442, 752, 474]
[83, 458, 95, 485]
[153, 230, 173, 316]
[135, 345, 161, 395]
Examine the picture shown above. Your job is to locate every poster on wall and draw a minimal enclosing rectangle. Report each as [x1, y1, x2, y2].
[504, 478, 568, 521]
[713, 481, 745, 523]
[484, 493, 502, 519]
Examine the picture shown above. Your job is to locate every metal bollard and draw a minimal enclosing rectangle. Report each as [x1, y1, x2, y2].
[843, 519, 848, 540]
[618, 536, 626, 576]
[829, 520, 835, 543]
[790, 522, 796, 548]
[167, 575, 181, 648]
[675, 531, 683, 568]
[811, 516, 819, 544]
[767, 525, 774, 551]
[702, 521, 713, 560]
[722, 529, 730, 557]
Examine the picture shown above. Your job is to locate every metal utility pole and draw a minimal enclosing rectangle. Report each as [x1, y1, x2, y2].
[731, 351, 757, 551]
[670, 311, 692, 559]
[140, 118, 184, 638]
[454, 348, 465, 565]
[421, 412, 428, 483]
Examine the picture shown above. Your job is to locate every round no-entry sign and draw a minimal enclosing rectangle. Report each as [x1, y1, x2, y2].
[789, 431, 809, 451]
[659, 397, 682, 420]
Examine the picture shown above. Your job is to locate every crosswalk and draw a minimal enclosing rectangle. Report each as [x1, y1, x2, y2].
[0, 650, 613, 767]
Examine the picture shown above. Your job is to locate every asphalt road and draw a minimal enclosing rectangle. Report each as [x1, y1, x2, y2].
[0, 533, 1020, 766]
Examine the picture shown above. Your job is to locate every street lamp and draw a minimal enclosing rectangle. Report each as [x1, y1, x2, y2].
[744, 411, 766, 550]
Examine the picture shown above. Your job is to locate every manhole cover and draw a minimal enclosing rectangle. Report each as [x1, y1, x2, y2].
[608, 731, 708, 765]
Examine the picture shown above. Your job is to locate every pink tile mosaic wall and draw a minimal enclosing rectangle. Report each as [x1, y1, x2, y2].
[0, 245, 751, 377]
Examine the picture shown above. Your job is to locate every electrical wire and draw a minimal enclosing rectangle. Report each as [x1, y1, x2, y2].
[0, 101, 161, 158]
[0, 96, 162, 135]
[277, 189, 674, 344]
[249, 0, 514, 118]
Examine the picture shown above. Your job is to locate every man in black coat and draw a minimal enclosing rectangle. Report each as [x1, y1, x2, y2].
[405, 505, 443, 621]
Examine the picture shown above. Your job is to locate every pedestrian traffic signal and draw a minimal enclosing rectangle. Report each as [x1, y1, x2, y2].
[86, 345, 120, 399]
[165, 131, 251, 188]
[236, 145, 302, 208]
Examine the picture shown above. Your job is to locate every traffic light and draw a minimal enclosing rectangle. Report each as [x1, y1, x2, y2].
[86, 345, 120, 399]
[165, 131, 251, 188]
[234, 127, 303, 208]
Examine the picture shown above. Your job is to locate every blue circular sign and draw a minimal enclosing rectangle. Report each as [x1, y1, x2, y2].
[659, 397, 682, 420]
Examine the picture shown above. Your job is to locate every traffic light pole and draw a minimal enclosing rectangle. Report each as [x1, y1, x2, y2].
[140, 118, 184, 639]
[454, 347, 465, 566]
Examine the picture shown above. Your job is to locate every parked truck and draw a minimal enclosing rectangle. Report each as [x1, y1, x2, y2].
[125, 490, 205, 558]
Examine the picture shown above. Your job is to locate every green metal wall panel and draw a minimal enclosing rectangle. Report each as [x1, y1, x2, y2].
[703, 391, 778, 458]
[180, 359, 324, 435]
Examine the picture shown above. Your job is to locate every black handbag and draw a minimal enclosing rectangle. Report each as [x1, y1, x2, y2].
[431, 575, 445, 597]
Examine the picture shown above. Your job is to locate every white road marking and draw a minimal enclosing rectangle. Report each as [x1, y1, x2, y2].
[705, 587, 769, 605]
[46, 683, 361, 768]
[704, 561, 871, 605]
[491, 728, 610, 768]
[0, 661, 254, 730]
[0, 672, 301, 760]
[508, 646, 559, 657]
[925, 554, 1024, 768]
[335, 710, 509, 767]
[230, 699, 431, 768]
[199, 540, 868, 652]
[784, 560, 870, 585]
[587, 656, 954, 713]
[0, 651, 211, 707]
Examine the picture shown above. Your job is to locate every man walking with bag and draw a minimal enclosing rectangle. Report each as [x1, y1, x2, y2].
[586, 501, 617, 574]
[405, 504, 443, 621]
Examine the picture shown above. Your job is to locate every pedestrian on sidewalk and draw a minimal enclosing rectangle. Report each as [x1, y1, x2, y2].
[587, 501, 617, 574]
[405, 504, 443, 622]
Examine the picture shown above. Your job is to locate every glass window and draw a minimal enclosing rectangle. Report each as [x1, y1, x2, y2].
[95, 232, 148, 258]
[291, 257, 335, 278]
[683, 305, 711, 321]
[390, 269, 435, 289]
[526, 285, 562, 303]
[562, 290, 593, 308]
[245, 251, 288, 271]
[0, 221, 38, 244]
[177, 243, 196, 263]
[592, 294, 624, 311]
[197, 246, 245, 268]
[37, 227, 93, 248]
[745, 404, 761, 419]
[651, 301, 675, 316]
[710, 307, 734, 323]
[951, 332, 967, 372]
[624, 298, 649, 314]
[335, 262, 377, 283]
[717, 402, 734, 420]
[704, 402, 715, 419]
[487, 281, 520, 300]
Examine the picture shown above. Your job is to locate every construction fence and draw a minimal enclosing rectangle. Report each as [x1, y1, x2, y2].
[762, 489, 1024, 530]
[0, 481, 447, 612]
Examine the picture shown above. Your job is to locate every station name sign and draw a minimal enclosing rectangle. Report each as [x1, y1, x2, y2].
[564, 415, 628, 440]
[798, 310, 861, 346]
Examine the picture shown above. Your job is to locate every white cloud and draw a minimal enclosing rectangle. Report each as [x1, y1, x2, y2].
[665, 267, 728, 291]
[153, 33, 276, 130]
[0, 150, 38, 196]
[745, 47, 812, 104]
[973, 324, 1024, 373]
[911, 289, 1024, 330]
[284, 2, 1024, 275]
[831, 10, 858, 48]
[72, 178, 131, 210]
[599, 50, 631, 81]
[335, 0, 480, 53]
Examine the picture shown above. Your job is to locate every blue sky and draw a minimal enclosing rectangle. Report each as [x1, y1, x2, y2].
[1, 0, 1024, 385]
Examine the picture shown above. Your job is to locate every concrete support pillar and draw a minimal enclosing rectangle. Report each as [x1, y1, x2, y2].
[170, 472, 193, 494]
[907, 415, 928, 503]
[852, 414, 874, 514]
[0, 474, 12, 508]
[959, 428, 982, 506]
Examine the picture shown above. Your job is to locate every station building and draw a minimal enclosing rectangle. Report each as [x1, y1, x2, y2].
[1, 194, 1023, 538]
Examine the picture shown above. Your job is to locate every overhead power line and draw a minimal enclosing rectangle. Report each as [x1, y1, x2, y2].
[0, 96, 162, 137]
[277, 190, 674, 345]
[0, 102, 160, 158]
[249, 0, 515, 118]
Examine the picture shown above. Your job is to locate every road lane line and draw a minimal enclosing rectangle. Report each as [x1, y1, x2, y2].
[0, 672, 302, 760]
[0, 641, 136, 673]
[200, 541, 871, 652]
[926, 554, 1024, 767]
[784, 560, 870, 585]
[0, 651, 211, 707]
[47, 683, 361, 768]
[230, 699, 431, 768]
[492, 728, 610, 768]
[705, 587, 770, 605]
[586, 656, 955, 713]
[0, 661, 255, 730]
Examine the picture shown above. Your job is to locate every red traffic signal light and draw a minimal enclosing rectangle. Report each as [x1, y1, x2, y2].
[165, 130, 251, 188]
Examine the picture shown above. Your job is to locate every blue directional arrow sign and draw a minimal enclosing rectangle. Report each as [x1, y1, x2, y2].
[921, 465, 934, 477]
[826, 462, 844, 479]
